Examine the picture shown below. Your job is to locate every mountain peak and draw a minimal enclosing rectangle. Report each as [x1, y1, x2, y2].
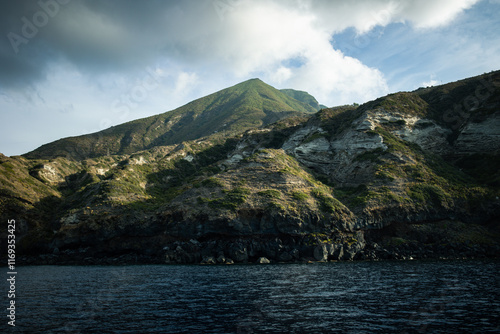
[225, 77, 275, 92]
[25, 79, 317, 160]
[243, 78, 263, 83]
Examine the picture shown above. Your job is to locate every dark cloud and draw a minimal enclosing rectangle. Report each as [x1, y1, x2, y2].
[0, 1, 47, 88]
[0, 0, 219, 89]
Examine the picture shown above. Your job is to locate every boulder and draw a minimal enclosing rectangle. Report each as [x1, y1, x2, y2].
[328, 244, 344, 261]
[278, 251, 293, 262]
[228, 241, 248, 263]
[201, 256, 216, 265]
[313, 244, 328, 261]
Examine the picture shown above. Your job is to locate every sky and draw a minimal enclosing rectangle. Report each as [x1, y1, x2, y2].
[1, 0, 499, 156]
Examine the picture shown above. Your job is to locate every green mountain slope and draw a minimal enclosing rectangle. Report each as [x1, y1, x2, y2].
[280, 88, 322, 110]
[24, 79, 316, 160]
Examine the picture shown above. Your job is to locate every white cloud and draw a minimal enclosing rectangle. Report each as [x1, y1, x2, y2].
[174, 0, 478, 105]
[270, 67, 293, 84]
[422, 79, 439, 87]
[174, 72, 200, 97]
[201, 1, 389, 105]
[305, 0, 480, 32]
[395, 0, 479, 29]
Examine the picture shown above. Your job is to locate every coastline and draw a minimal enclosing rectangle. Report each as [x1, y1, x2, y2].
[13, 237, 500, 266]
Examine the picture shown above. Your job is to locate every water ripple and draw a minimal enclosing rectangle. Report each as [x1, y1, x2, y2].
[9, 260, 500, 333]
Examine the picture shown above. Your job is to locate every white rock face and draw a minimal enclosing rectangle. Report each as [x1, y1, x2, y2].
[294, 138, 332, 166]
[222, 138, 254, 167]
[131, 156, 148, 165]
[454, 114, 500, 154]
[36, 163, 65, 183]
[283, 127, 334, 175]
[362, 109, 452, 154]
[281, 104, 499, 188]
[393, 119, 451, 154]
[95, 168, 108, 176]
[225, 154, 244, 165]
[330, 128, 386, 154]
[282, 114, 389, 185]
[282, 126, 326, 151]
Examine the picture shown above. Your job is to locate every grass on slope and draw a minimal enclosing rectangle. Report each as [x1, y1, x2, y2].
[25, 79, 317, 160]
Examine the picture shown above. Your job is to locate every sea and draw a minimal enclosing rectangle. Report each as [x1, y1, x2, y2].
[6, 260, 500, 333]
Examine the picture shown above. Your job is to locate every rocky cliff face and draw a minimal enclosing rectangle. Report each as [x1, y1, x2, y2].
[453, 115, 500, 154]
[1, 71, 500, 264]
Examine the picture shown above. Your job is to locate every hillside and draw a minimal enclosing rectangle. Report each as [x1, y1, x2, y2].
[280, 88, 326, 110]
[1, 71, 499, 264]
[24, 79, 316, 160]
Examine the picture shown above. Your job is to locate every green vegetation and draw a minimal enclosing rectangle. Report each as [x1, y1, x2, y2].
[280, 88, 321, 110]
[25, 79, 316, 160]
[201, 177, 224, 188]
[311, 188, 343, 213]
[377, 92, 429, 117]
[315, 106, 361, 136]
[267, 201, 286, 212]
[291, 191, 309, 202]
[407, 184, 453, 208]
[207, 187, 251, 211]
[257, 189, 282, 199]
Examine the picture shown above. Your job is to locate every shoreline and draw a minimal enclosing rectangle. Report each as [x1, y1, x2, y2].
[12, 241, 500, 266]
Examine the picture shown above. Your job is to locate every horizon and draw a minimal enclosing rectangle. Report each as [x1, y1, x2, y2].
[1, 0, 500, 156]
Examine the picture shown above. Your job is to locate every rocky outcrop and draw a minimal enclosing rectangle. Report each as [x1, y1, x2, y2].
[18, 218, 500, 265]
[453, 113, 500, 154]
[282, 107, 455, 186]
[283, 122, 385, 187]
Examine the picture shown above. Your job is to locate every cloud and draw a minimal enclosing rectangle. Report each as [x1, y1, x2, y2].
[305, 0, 480, 31]
[189, 0, 390, 105]
[174, 71, 200, 97]
[422, 78, 440, 87]
[0, 1, 480, 98]
[395, 0, 479, 28]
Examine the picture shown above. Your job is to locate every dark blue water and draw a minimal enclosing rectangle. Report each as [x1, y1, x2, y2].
[6, 260, 500, 333]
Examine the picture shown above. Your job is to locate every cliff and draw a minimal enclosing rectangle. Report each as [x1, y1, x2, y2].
[1, 71, 499, 264]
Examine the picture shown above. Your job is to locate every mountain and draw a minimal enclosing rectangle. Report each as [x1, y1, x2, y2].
[1, 72, 499, 264]
[280, 88, 325, 110]
[24, 79, 316, 160]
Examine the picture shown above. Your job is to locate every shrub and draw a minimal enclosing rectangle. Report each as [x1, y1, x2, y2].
[408, 184, 452, 208]
[311, 189, 342, 212]
[291, 191, 309, 201]
[208, 187, 251, 211]
[201, 177, 224, 188]
[257, 189, 282, 199]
